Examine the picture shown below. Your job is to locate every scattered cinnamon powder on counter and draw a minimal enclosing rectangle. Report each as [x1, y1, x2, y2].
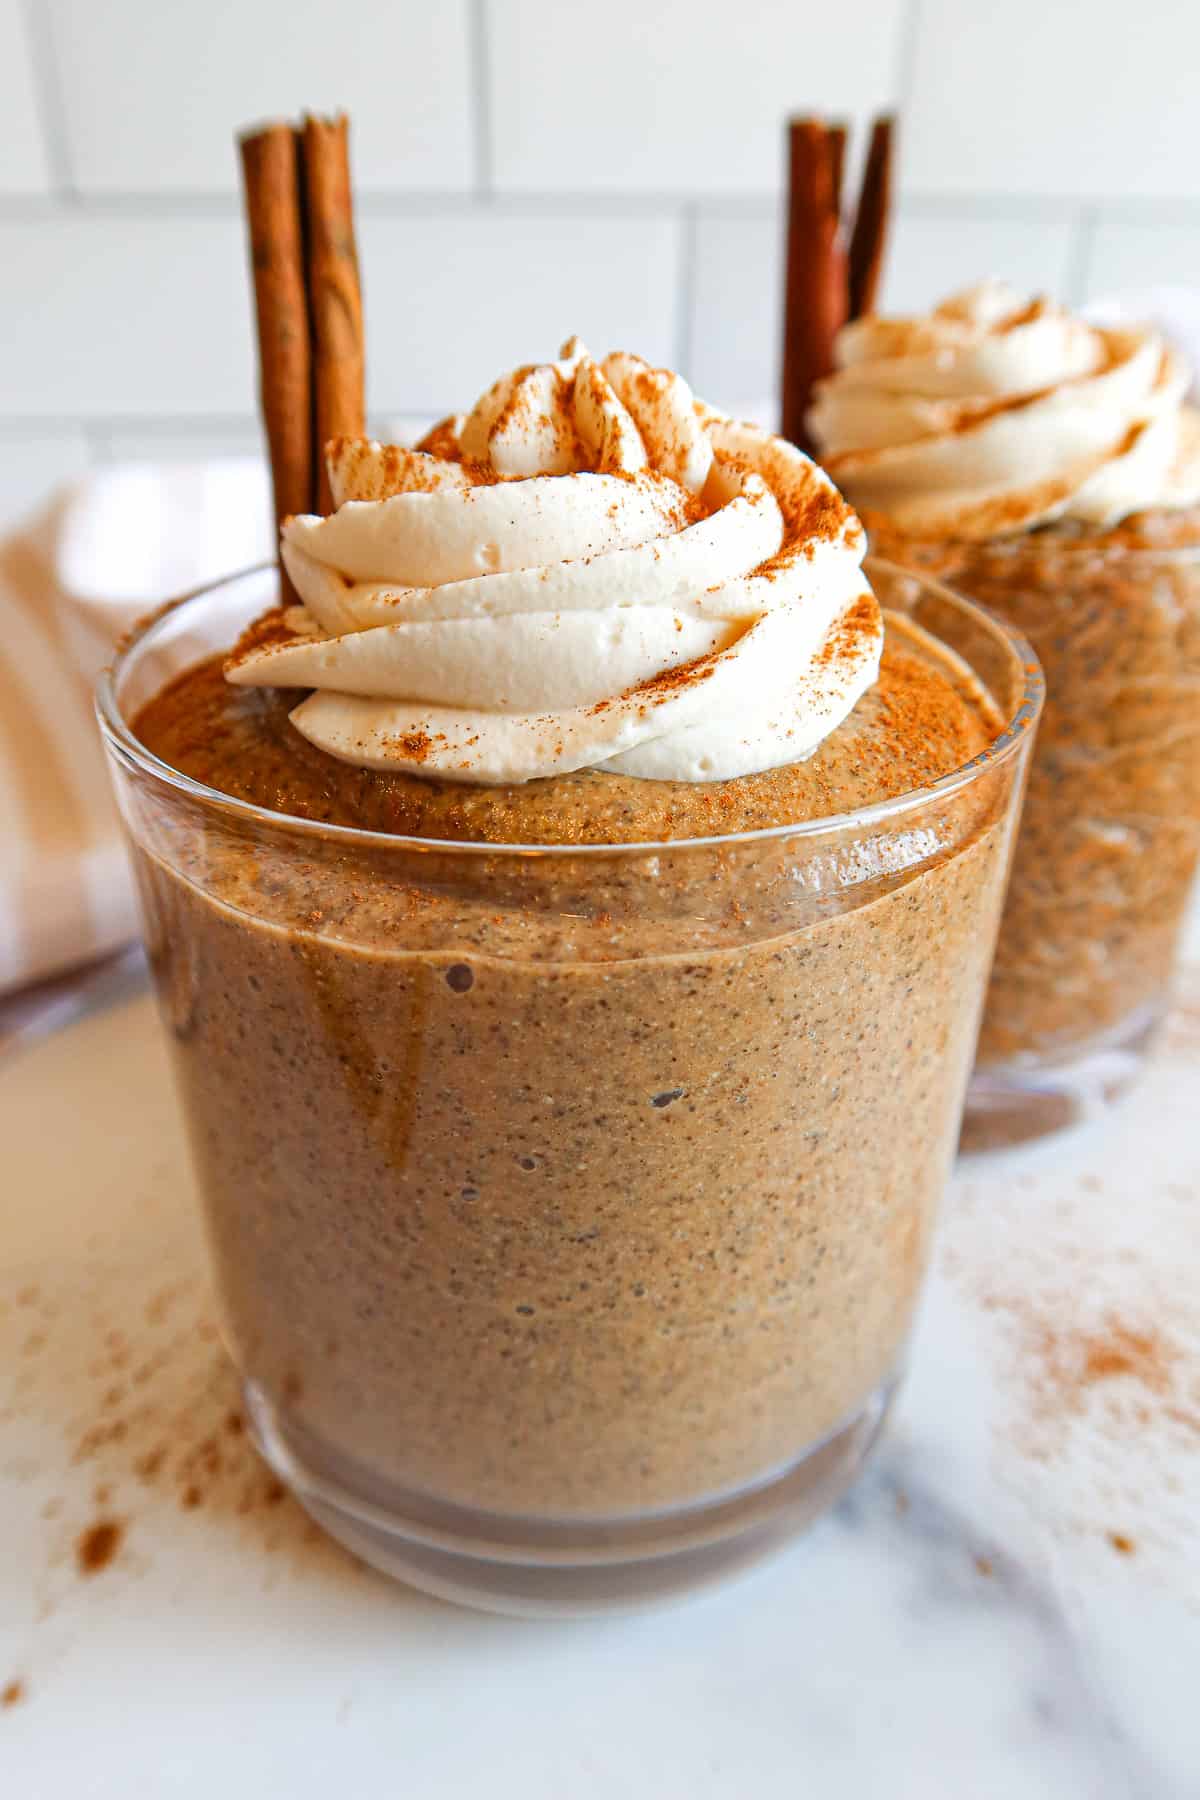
[1161, 973, 1200, 1057]
[1, 1679, 24, 1709]
[944, 1161, 1200, 1571]
[5, 1184, 352, 1614]
[76, 1519, 123, 1576]
[1022, 1316, 1177, 1420]
[1082, 1327, 1172, 1391]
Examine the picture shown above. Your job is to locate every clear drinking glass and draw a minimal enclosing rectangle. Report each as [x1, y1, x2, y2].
[937, 533, 1200, 1148]
[97, 561, 1040, 1615]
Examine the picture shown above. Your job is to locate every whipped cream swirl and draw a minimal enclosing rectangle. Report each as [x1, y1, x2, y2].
[808, 282, 1200, 541]
[227, 339, 880, 785]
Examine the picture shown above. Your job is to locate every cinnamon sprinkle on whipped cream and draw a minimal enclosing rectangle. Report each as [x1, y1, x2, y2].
[808, 281, 1200, 542]
[227, 339, 882, 785]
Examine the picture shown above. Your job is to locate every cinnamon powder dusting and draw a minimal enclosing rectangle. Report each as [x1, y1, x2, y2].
[4, 1265, 330, 1603]
[943, 1137, 1200, 1572]
[1078, 1325, 1172, 1391]
[627, 365, 674, 469]
[75, 1518, 123, 1576]
[983, 1280, 1195, 1553]
[330, 434, 487, 495]
[388, 730, 434, 763]
[1015, 1316, 1184, 1437]
[1, 1679, 24, 1709]
[621, 650, 720, 707]
[813, 592, 879, 669]
[790, 481, 851, 548]
[224, 606, 304, 675]
[415, 416, 464, 462]
[496, 365, 584, 468]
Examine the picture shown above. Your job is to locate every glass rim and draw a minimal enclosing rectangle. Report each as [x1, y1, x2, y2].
[892, 521, 1200, 564]
[95, 557, 1044, 859]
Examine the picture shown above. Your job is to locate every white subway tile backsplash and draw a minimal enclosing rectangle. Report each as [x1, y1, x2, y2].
[0, 209, 680, 423]
[0, 428, 90, 531]
[0, 0, 52, 195]
[3, 0, 1200, 532]
[883, 208, 1079, 310]
[45, 0, 473, 194]
[0, 215, 256, 417]
[91, 422, 263, 463]
[487, 0, 904, 196]
[1084, 220, 1200, 299]
[689, 210, 779, 412]
[359, 210, 682, 413]
[906, 0, 1200, 201]
[687, 202, 1081, 413]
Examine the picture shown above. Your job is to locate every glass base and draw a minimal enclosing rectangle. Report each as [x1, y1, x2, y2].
[962, 1001, 1162, 1154]
[243, 1378, 899, 1618]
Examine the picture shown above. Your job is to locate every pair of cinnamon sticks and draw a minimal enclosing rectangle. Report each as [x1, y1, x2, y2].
[239, 113, 366, 577]
[780, 114, 895, 451]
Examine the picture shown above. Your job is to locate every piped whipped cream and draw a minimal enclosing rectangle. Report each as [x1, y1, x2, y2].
[228, 339, 881, 785]
[808, 282, 1200, 541]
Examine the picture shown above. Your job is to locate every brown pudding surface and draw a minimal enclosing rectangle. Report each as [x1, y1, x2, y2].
[135, 619, 996, 843]
[124, 613, 1018, 1519]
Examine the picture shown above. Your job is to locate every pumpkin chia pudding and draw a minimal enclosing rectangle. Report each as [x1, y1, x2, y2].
[101, 335, 1037, 1613]
[102, 109, 1040, 1607]
[811, 282, 1200, 1145]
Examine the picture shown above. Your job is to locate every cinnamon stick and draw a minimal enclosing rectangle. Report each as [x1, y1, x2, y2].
[238, 122, 313, 544]
[301, 114, 365, 514]
[780, 119, 848, 452]
[827, 121, 848, 218]
[848, 115, 895, 322]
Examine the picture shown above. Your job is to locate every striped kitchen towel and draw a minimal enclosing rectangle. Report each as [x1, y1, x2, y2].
[0, 499, 138, 994]
[0, 461, 272, 995]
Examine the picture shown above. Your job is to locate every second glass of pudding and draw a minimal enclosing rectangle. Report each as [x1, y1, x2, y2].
[812, 284, 1200, 1147]
[100, 350, 1039, 1613]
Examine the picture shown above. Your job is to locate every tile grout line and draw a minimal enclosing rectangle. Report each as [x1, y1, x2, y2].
[0, 415, 258, 437]
[20, 0, 77, 202]
[81, 422, 113, 464]
[2, 190, 1199, 227]
[468, 0, 494, 200]
[674, 205, 698, 378]
[894, 0, 925, 119]
[1066, 207, 1099, 306]
[0, 189, 698, 220]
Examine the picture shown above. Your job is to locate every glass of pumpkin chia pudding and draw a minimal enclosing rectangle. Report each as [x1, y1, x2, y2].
[99, 344, 1039, 1613]
[812, 281, 1200, 1148]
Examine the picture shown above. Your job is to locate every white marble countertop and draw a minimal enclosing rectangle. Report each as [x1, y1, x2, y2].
[2, 928, 1198, 1798]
